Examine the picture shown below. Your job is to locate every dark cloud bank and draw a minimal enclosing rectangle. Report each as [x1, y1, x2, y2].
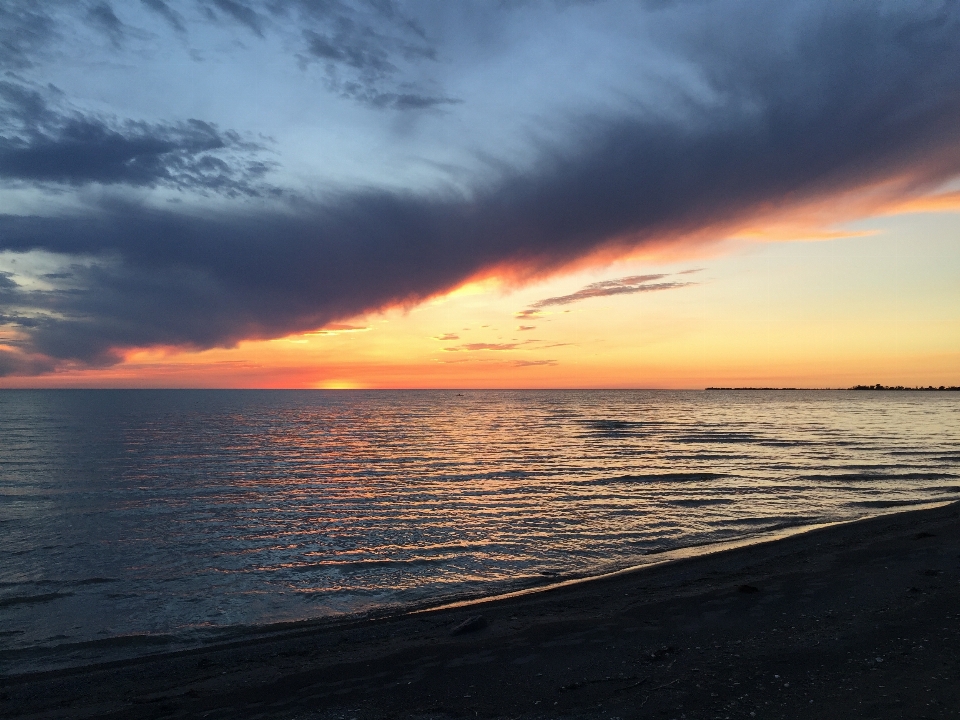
[3, 1, 960, 374]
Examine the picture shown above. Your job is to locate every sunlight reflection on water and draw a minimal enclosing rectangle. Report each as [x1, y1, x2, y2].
[0, 389, 958, 666]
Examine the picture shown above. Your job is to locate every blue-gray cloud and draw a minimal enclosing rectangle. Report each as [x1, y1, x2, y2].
[0, 81, 274, 194]
[0, 2, 57, 70]
[205, 0, 264, 36]
[1, 1, 960, 375]
[141, 0, 187, 32]
[0, 1, 450, 112]
[290, 1, 450, 109]
[87, 2, 126, 47]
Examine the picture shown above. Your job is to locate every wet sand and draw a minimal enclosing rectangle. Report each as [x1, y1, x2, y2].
[2, 502, 958, 719]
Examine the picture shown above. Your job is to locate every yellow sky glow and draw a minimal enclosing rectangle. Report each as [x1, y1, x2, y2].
[2, 198, 958, 389]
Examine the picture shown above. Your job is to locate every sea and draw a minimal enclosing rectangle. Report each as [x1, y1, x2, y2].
[1, 389, 958, 673]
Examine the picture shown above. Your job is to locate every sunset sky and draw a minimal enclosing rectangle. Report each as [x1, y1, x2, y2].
[1, 0, 958, 388]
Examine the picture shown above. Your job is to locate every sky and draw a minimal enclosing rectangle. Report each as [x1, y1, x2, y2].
[0, 0, 958, 388]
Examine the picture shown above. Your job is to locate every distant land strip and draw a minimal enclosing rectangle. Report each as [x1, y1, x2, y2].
[850, 384, 960, 391]
[705, 385, 960, 391]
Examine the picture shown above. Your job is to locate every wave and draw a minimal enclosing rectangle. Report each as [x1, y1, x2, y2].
[286, 557, 446, 574]
[664, 498, 736, 507]
[852, 499, 932, 508]
[708, 516, 813, 527]
[0, 592, 73, 608]
[579, 419, 656, 438]
[887, 449, 957, 457]
[581, 472, 727, 485]
[0, 577, 116, 589]
[676, 432, 760, 444]
[800, 471, 958, 482]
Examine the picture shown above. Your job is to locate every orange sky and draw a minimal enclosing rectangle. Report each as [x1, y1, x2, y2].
[3, 197, 957, 390]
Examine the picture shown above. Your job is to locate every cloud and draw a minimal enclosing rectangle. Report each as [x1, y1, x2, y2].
[307, 323, 369, 335]
[513, 359, 557, 367]
[0, 3, 56, 70]
[0, 81, 274, 194]
[526, 273, 694, 311]
[2, 2, 960, 375]
[363, 92, 459, 111]
[303, 28, 396, 76]
[517, 325, 536, 331]
[0, 270, 19, 292]
[87, 2, 126, 47]
[322, 323, 367, 331]
[206, 0, 264, 37]
[0, 348, 56, 376]
[279, 0, 449, 109]
[141, 0, 186, 33]
[434, 333, 460, 341]
[444, 343, 521, 352]
[0, 1, 449, 112]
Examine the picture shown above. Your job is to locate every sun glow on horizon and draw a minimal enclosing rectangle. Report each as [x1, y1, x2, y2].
[0, 176, 957, 393]
[1, 201, 957, 390]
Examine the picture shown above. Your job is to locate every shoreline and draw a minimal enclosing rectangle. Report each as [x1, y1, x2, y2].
[3, 500, 958, 718]
[3, 501, 950, 678]
[416, 499, 955, 615]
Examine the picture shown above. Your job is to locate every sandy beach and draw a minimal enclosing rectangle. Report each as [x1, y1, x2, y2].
[2, 501, 958, 720]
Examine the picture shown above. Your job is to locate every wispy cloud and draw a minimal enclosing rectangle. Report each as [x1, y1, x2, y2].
[306, 323, 369, 335]
[433, 332, 459, 341]
[443, 342, 520, 352]
[87, 2, 126, 47]
[140, 0, 186, 33]
[207, 0, 265, 37]
[292, 0, 453, 110]
[522, 272, 696, 313]
[513, 359, 557, 367]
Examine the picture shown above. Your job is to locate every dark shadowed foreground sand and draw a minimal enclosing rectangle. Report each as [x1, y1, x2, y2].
[3, 502, 958, 720]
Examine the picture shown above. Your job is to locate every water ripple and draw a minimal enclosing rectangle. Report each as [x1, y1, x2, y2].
[0, 389, 958, 668]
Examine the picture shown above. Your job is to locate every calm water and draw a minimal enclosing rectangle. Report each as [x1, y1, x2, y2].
[1, 389, 959, 672]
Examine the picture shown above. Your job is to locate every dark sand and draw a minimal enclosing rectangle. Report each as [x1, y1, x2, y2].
[2, 502, 958, 719]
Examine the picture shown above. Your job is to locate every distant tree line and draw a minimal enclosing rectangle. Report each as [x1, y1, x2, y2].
[850, 384, 960, 391]
[704, 385, 960, 391]
[705, 387, 802, 391]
